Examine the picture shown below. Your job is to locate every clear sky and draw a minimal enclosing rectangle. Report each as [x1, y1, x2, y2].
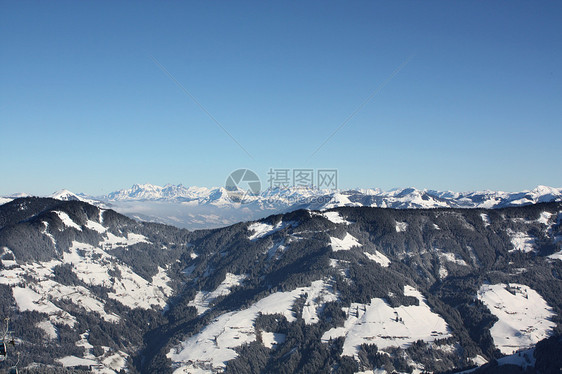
[1, 1, 561, 196]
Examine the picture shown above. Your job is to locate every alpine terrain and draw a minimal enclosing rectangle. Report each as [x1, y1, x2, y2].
[0, 196, 561, 373]
[2, 185, 561, 230]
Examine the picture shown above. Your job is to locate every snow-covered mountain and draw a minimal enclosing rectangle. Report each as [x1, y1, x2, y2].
[1, 197, 560, 373]
[0, 190, 103, 207]
[102, 183, 562, 209]
[101, 184, 562, 229]
[105, 183, 214, 202]
[49, 189, 106, 207]
[2, 185, 561, 230]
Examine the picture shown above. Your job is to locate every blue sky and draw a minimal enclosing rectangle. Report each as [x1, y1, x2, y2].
[1, 1, 561, 196]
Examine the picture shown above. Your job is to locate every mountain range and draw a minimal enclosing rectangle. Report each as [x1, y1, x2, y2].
[2, 185, 562, 230]
[0, 197, 560, 373]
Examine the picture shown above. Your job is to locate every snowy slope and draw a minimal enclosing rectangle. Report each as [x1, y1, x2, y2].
[330, 233, 362, 251]
[321, 286, 451, 356]
[0, 197, 13, 205]
[1, 197, 561, 373]
[49, 189, 106, 206]
[477, 283, 556, 355]
[0, 203, 176, 373]
[168, 280, 337, 374]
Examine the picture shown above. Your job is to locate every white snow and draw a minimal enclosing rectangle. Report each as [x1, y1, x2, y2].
[189, 273, 246, 314]
[330, 233, 361, 251]
[0, 247, 17, 268]
[40, 279, 120, 323]
[3, 255, 121, 323]
[36, 320, 58, 339]
[261, 332, 286, 349]
[71, 331, 129, 374]
[477, 283, 556, 355]
[58, 355, 98, 367]
[322, 211, 350, 225]
[100, 232, 150, 248]
[438, 266, 448, 279]
[54, 211, 82, 231]
[321, 193, 362, 210]
[480, 213, 490, 227]
[127, 232, 151, 244]
[266, 241, 287, 260]
[63, 242, 113, 286]
[169, 280, 336, 373]
[0, 266, 25, 285]
[507, 230, 536, 253]
[0, 259, 17, 268]
[548, 250, 562, 261]
[395, 221, 408, 232]
[12, 286, 76, 326]
[301, 280, 339, 324]
[41, 221, 56, 246]
[101, 351, 128, 373]
[85, 219, 106, 233]
[0, 197, 13, 205]
[364, 251, 391, 267]
[459, 349, 536, 374]
[471, 355, 488, 366]
[182, 264, 196, 277]
[64, 241, 171, 309]
[152, 266, 173, 297]
[467, 246, 481, 267]
[248, 221, 292, 240]
[321, 285, 451, 356]
[439, 252, 468, 266]
[108, 264, 172, 309]
[497, 348, 536, 369]
[537, 211, 552, 225]
[93, 184, 562, 230]
[328, 258, 351, 280]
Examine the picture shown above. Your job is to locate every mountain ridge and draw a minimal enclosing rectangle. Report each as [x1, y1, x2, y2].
[2, 185, 561, 230]
[0, 197, 560, 373]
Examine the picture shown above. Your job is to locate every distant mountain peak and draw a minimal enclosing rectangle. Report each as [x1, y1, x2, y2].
[50, 189, 81, 201]
[2, 184, 561, 230]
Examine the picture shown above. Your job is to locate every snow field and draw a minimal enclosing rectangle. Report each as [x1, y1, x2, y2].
[322, 211, 351, 225]
[12, 286, 77, 326]
[36, 320, 58, 339]
[58, 332, 129, 373]
[1, 237, 173, 333]
[395, 221, 408, 232]
[189, 273, 247, 314]
[54, 211, 82, 231]
[169, 280, 337, 373]
[364, 251, 391, 267]
[65, 241, 171, 309]
[507, 229, 536, 253]
[330, 233, 362, 251]
[321, 286, 451, 356]
[480, 213, 490, 227]
[248, 220, 294, 241]
[439, 252, 468, 266]
[261, 332, 286, 349]
[477, 283, 556, 355]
